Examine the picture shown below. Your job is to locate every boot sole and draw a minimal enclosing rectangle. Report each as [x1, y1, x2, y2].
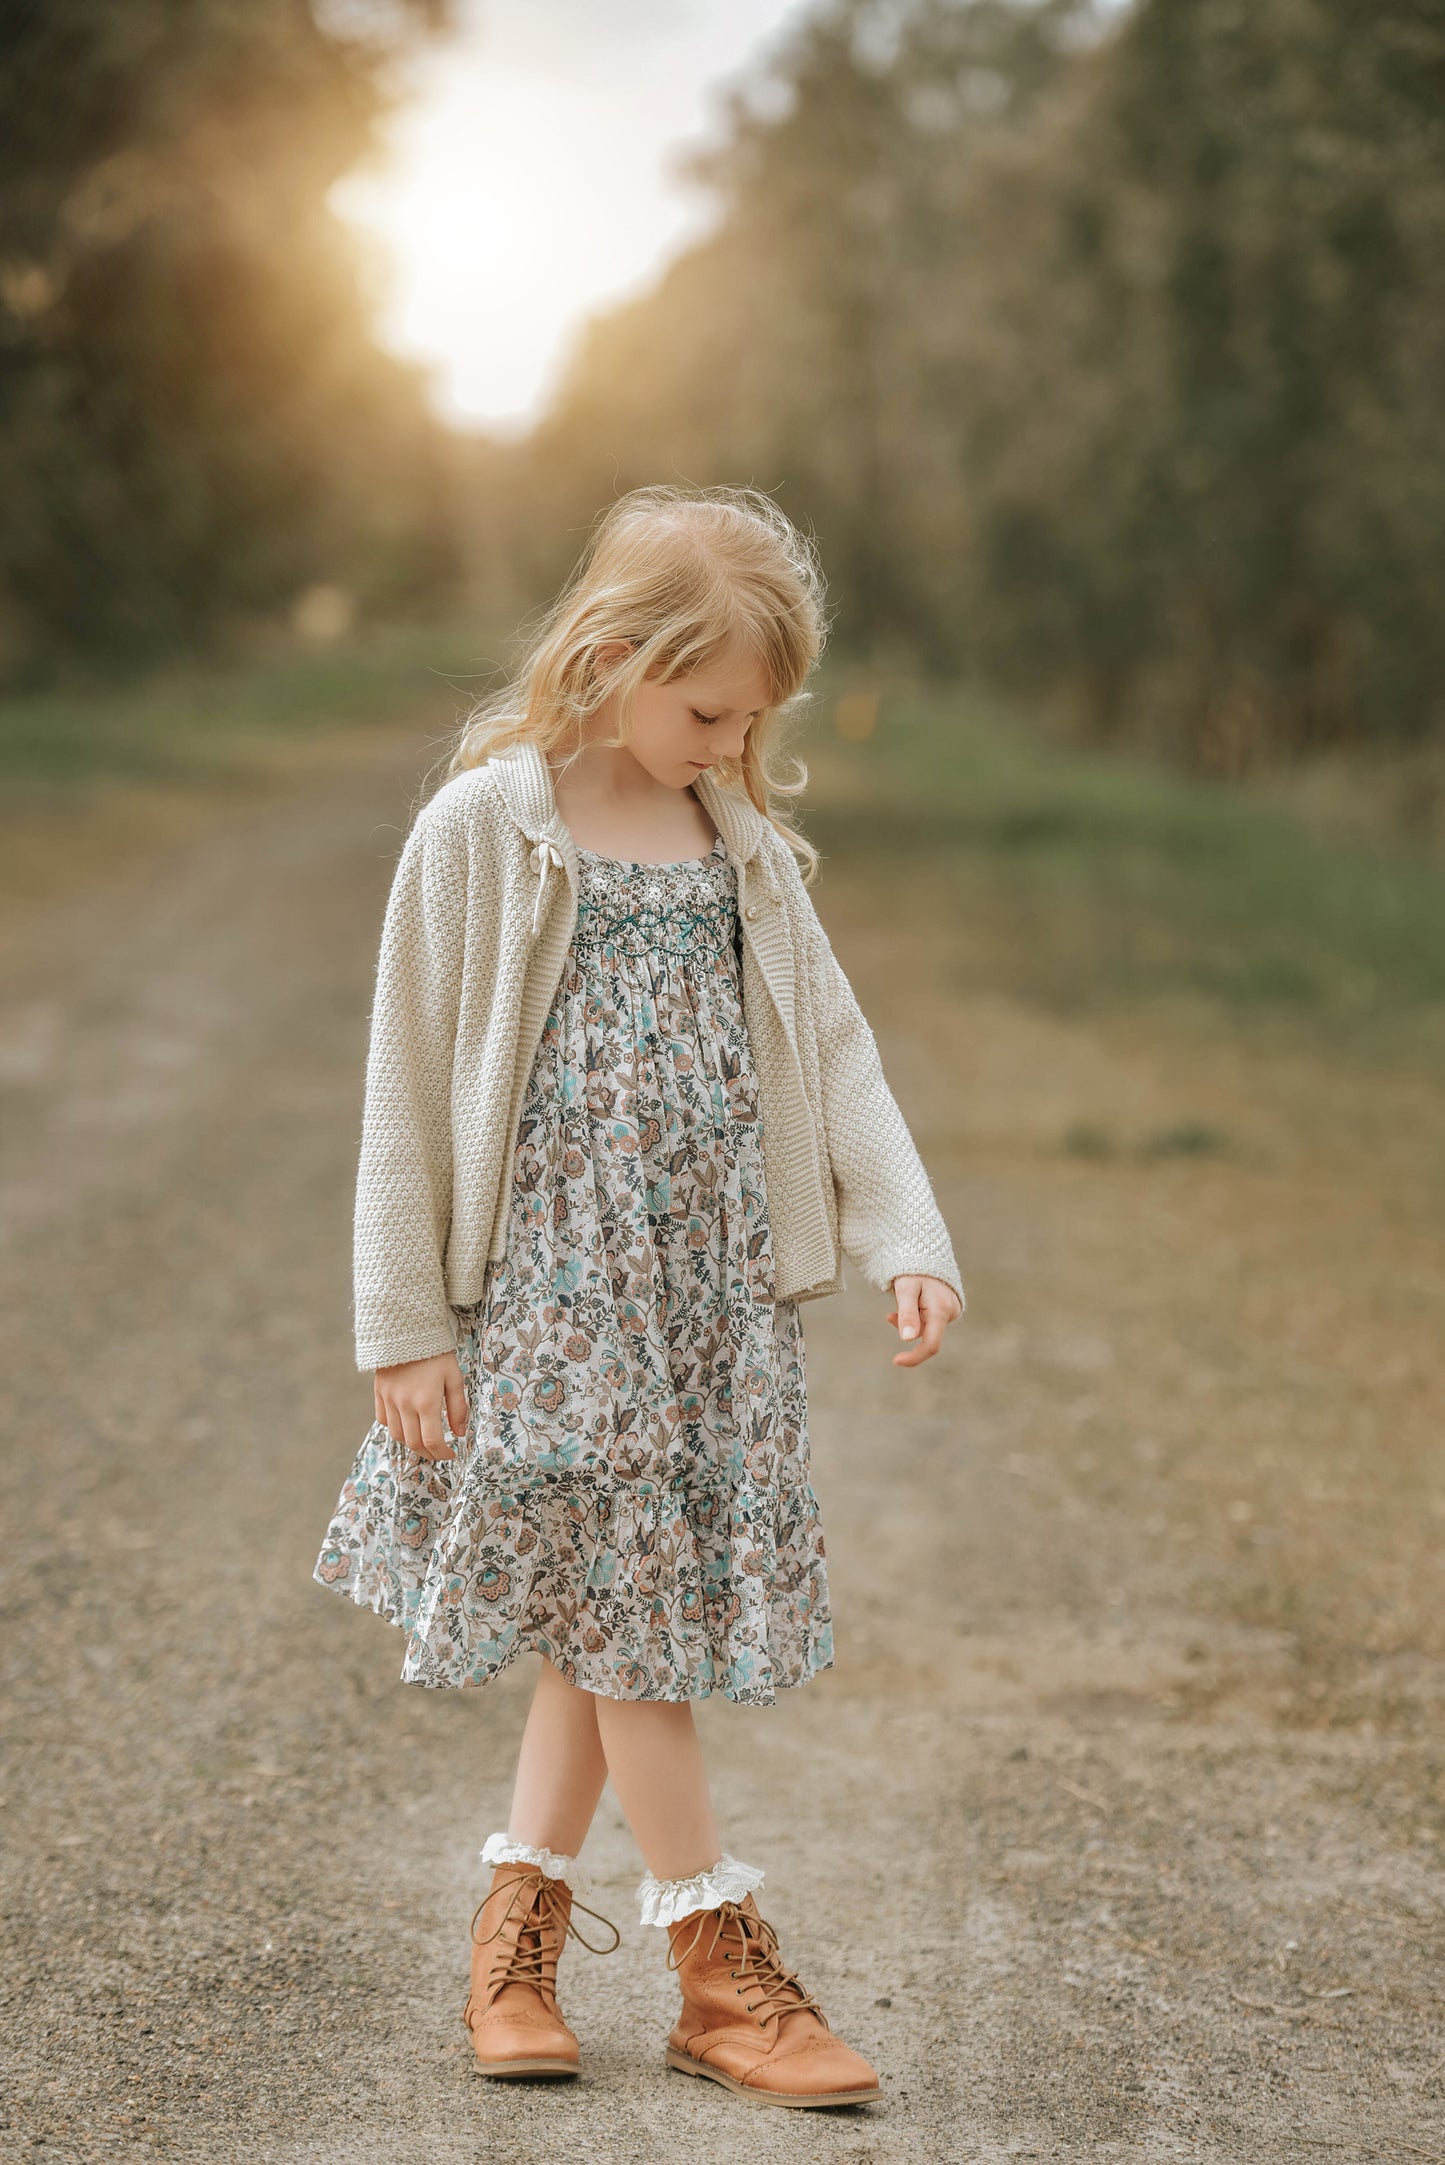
[472, 2058, 578, 2080]
[665, 2047, 880, 2109]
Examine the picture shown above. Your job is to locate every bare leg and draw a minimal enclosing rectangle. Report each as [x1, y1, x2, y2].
[506, 1658, 609, 1856]
[593, 1697, 720, 1880]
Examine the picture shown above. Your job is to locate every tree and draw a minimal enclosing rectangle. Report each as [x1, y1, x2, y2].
[0, 0, 454, 680]
[518, 0, 1445, 763]
[524, 0, 1088, 663]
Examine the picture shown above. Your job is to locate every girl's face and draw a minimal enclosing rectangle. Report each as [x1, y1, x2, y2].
[598, 642, 773, 791]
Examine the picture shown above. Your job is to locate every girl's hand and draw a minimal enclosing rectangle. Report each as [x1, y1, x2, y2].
[374, 1351, 469, 1461]
[887, 1275, 962, 1368]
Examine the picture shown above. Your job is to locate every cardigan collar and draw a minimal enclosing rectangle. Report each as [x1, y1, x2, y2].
[485, 739, 768, 867]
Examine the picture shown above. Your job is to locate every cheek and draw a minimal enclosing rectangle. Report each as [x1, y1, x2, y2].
[632, 703, 693, 765]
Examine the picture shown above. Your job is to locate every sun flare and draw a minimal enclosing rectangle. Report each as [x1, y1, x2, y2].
[331, 2, 807, 433]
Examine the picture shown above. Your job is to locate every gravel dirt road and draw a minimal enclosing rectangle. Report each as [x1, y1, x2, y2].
[3, 726, 1442, 2163]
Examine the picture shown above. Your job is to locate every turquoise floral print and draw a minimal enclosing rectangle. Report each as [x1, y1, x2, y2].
[315, 836, 833, 1704]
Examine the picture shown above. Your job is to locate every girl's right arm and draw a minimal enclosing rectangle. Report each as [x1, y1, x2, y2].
[353, 788, 470, 1378]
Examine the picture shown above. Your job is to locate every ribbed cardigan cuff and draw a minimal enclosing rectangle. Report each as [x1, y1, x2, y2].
[354, 1318, 459, 1373]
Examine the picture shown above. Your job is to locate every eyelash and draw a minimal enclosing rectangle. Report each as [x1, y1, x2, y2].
[692, 709, 721, 726]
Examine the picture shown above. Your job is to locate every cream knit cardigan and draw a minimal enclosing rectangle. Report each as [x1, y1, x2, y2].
[353, 741, 962, 1371]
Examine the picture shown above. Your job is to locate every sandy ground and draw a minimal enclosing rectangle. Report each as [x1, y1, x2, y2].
[2, 728, 1442, 2164]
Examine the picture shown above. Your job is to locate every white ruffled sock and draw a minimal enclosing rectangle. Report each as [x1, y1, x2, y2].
[637, 1852, 766, 1929]
[480, 1831, 594, 1898]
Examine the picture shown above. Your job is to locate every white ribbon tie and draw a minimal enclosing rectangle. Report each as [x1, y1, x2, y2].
[529, 838, 566, 937]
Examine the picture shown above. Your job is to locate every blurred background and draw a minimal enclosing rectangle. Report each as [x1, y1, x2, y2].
[4, 0, 1444, 779]
[4, 3, 1445, 2159]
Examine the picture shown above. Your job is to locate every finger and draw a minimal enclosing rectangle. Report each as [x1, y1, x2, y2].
[418, 1401, 453, 1463]
[444, 1371, 469, 1442]
[374, 1384, 386, 1430]
[893, 1280, 922, 1344]
[892, 1317, 939, 1366]
[916, 1310, 948, 1362]
[399, 1404, 426, 1457]
[893, 1289, 952, 1367]
[919, 1281, 959, 1329]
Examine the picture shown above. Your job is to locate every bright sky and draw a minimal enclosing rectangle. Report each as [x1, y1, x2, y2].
[334, 0, 811, 435]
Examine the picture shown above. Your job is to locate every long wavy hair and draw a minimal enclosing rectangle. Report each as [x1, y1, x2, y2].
[449, 485, 829, 874]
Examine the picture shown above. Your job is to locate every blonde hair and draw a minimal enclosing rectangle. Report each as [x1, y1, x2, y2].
[450, 485, 828, 874]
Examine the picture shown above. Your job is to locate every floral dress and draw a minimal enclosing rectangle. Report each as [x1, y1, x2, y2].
[314, 834, 833, 1705]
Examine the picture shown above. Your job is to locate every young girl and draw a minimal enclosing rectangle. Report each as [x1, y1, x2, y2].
[314, 486, 962, 2110]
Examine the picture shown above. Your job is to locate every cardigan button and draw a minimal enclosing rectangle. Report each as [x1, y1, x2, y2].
[744, 904, 758, 921]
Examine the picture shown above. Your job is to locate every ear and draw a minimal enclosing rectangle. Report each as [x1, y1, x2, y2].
[593, 639, 635, 677]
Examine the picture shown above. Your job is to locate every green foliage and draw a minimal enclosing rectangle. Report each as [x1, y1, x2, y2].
[802, 672, 1445, 1025]
[0, 0, 456, 684]
[0, 618, 487, 802]
[963, 0, 1445, 766]
[519, 0, 1445, 768]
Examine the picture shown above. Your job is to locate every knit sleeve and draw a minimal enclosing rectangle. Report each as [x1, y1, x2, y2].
[352, 789, 471, 1371]
[785, 850, 964, 1308]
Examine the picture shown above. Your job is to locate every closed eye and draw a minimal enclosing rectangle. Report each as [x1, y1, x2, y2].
[691, 709, 722, 726]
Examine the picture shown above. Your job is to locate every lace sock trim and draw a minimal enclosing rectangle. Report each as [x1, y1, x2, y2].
[480, 1832, 594, 1898]
[637, 1852, 766, 1929]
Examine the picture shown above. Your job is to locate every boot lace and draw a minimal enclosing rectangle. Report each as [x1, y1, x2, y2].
[469, 1869, 620, 2008]
[667, 1899, 827, 2031]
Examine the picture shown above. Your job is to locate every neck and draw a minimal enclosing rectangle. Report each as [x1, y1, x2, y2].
[549, 737, 666, 807]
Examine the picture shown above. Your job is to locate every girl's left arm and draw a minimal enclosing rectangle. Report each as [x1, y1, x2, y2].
[786, 851, 964, 1360]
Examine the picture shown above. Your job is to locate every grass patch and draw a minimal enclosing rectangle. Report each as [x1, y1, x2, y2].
[0, 620, 501, 808]
[801, 674, 1445, 1027]
[12, 638, 1445, 1038]
[1138, 1119, 1230, 1160]
[1060, 1118, 1232, 1162]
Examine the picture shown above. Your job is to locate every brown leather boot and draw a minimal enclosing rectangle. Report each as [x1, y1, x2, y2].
[462, 1862, 619, 2079]
[664, 1894, 881, 2108]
